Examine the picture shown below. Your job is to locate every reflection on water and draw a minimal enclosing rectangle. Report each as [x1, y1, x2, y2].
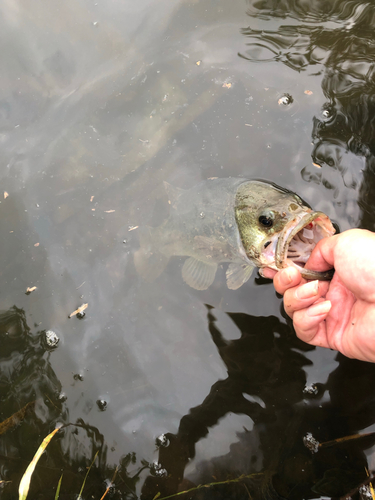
[243, 0, 375, 231]
[1, 0, 375, 498]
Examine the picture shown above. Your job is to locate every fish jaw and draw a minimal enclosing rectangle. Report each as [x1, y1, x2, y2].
[274, 211, 336, 280]
[255, 211, 336, 280]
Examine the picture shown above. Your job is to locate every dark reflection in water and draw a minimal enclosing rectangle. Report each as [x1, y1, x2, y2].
[141, 306, 375, 500]
[243, 0, 375, 230]
[3, 305, 375, 499]
[0, 307, 144, 499]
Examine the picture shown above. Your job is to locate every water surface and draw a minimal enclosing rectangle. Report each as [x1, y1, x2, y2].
[1, 0, 375, 498]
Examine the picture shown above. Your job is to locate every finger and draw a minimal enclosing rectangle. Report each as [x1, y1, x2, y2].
[260, 268, 277, 279]
[283, 280, 330, 318]
[273, 267, 303, 295]
[283, 280, 320, 317]
[304, 233, 338, 272]
[293, 300, 332, 344]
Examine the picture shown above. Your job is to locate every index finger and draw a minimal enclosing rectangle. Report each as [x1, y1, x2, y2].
[273, 267, 305, 295]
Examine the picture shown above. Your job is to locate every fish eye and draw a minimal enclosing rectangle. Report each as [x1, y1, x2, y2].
[259, 214, 273, 227]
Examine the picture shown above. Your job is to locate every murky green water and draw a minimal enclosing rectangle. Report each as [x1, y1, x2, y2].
[1, 0, 375, 498]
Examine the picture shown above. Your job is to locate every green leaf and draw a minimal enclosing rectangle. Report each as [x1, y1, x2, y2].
[54, 474, 63, 500]
[77, 451, 99, 500]
[19, 427, 60, 500]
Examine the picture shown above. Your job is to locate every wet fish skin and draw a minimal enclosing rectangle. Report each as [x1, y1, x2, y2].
[134, 178, 335, 290]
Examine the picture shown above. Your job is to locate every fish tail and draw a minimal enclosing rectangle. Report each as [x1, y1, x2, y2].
[134, 226, 169, 282]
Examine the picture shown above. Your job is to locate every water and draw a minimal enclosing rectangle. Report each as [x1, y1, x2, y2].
[1, 0, 375, 498]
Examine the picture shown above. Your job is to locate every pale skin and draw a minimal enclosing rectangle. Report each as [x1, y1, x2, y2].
[262, 229, 375, 362]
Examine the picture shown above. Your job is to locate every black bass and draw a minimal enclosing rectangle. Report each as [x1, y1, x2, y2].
[134, 178, 335, 290]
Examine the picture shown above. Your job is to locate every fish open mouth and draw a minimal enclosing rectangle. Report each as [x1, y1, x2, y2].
[275, 212, 336, 281]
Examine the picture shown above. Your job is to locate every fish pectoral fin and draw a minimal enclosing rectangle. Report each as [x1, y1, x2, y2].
[182, 257, 217, 290]
[226, 262, 255, 290]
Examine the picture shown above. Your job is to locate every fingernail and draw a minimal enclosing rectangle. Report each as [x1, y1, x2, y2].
[295, 280, 318, 299]
[307, 300, 331, 317]
[280, 268, 293, 285]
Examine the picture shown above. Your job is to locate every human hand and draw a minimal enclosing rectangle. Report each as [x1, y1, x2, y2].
[263, 229, 375, 362]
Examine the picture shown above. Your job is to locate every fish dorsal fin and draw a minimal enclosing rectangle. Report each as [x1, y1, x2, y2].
[226, 262, 255, 290]
[163, 181, 183, 208]
[182, 257, 217, 290]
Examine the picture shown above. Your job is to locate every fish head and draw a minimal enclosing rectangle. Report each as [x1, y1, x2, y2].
[235, 181, 336, 280]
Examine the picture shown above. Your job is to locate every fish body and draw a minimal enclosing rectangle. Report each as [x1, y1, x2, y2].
[134, 178, 335, 290]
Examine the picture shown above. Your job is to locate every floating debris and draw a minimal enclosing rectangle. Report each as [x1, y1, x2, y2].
[155, 434, 170, 448]
[90, 196, 94, 202]
[278, 94, 293, 105]
[303, 432, 319, 453]
[196, 60, 201, 66]
[304, 431, 375, 455]
[304, 90, 313, 95]
[222, 82, 232, 89]
[312, 162, 322, 168]
[105, 210, 115, 213]
[359, 484, 374, 499]
[100, 467, 118, 500]
[128, 225, 139, 232]
[58, 392, 67, 402]
[4, 191, 9, 199]
[96, 399, 108, 411]
[69, 303, 88, 318]
[34, 243, 39, 247]
[319, 431, 375, 449]
[26, 286, 37, 295]
[45, 330, 59, 348]
[303, 383, 319, 396]
[151, 462, 167, 478]
[0, 401, 35, 436]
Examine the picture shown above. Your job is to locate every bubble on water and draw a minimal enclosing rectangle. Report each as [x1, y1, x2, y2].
[303, 432, 319, 453]
[96, 399, 108, 411]
[278, 94, 293, 105]
[155, 434, 170, 448]
[151, 462, 168, 477]
[58, 392, 67, 402]
[199, 212, 205, 219]
[303, 383, 319, 396]
[359, 485, 373, 499]
[45, 330, 59, 348]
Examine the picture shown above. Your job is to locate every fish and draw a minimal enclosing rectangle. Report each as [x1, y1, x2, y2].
[134, 178, 336, 290]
